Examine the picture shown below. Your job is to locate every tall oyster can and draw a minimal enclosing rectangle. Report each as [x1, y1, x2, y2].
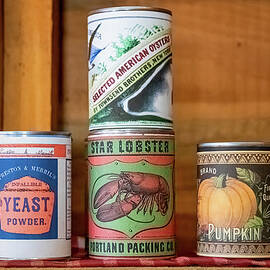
[0, 132, 71, 259]
[88, 7, 173, 130]
[88, 129, 176, 258]
[197, 142, 270, 258]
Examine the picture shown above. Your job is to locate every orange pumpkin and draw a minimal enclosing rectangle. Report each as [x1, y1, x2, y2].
[198, 174, 257, 228]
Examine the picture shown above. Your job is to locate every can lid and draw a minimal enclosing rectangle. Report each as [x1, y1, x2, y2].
[0, 131, 71, 137]
[88, 6, 172, 16]
[198, 142, 270, 151]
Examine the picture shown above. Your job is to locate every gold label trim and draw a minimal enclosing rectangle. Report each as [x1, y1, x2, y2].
[197, 241, 270, 256]
[198, 151, 270, 165]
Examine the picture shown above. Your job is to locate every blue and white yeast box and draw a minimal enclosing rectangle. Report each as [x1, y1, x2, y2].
[0, 132, 71, 259]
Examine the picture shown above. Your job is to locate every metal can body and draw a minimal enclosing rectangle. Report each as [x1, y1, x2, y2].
[197, 142, 270, 258]
[88, 129, 176, 258]
[0, 132, 71, 259]
[88, 7, 173, 130]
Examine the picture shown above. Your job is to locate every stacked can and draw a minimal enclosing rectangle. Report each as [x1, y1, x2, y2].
[87, 6, 176, 259]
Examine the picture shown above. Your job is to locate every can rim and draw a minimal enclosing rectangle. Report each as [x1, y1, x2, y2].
[0, 131, 71, 137]
[88, 6, 172, 16]
[88, 128, 174, 138]
[198, 142, 270, 148]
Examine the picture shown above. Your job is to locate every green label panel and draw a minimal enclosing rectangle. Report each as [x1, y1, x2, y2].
[89, 160, 174, 238]
[89, 238, 175, 257]
[88, 138, 174, 156]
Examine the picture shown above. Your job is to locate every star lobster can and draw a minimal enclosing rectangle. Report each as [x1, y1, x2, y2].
[197, 142, 270, 258]
[88, 7, 173, 130]
[88, 129, 176, 259]
[0, 131, 71, 260]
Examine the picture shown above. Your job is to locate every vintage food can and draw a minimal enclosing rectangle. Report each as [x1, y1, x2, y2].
[197, 142, 270, 258]
[88, 129, 176, 258]
[88, 7, 173, 130]
[0, 131, 71, 259]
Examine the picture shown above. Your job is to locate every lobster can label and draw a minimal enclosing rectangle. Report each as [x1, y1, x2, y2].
[88, 130, 176, 258]
[88, 7, 173, 130]
[197, 142, 270, 258]
[0, 132, 71, 259]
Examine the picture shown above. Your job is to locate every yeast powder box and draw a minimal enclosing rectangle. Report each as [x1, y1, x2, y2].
[0, 132, 71, 260]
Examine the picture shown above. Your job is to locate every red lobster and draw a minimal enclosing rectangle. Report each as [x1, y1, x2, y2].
[93, 171, 170, 222]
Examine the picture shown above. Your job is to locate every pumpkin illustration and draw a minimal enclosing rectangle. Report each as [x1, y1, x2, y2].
[198, 174, 257, 228]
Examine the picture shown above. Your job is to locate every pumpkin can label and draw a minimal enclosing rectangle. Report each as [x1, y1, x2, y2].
[88, 134, 176, 258]
[88, 9, 173, 130]
[197, 150, 270, 258]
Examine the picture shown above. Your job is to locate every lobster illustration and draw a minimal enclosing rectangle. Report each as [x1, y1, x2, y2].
[93, 171, 170, 222]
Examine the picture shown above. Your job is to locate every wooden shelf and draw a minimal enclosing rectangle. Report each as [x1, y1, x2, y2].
[1, 0, 270, 268]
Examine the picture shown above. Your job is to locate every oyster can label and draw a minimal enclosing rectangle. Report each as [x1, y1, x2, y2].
[88, 8, 172, 130]
[197, 144, 270, 258]
[0, 133, 71, 259]
[88, 132, 176, 258]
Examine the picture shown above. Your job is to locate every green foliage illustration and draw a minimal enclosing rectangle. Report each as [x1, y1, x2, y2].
[244, 216, 263, 229]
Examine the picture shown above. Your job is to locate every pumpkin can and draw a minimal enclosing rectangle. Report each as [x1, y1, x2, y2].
[197, 142, 270, 258]
[0, 132, 71, 260]
[88, 7, 173, 130]
[88, 129, 176, 259]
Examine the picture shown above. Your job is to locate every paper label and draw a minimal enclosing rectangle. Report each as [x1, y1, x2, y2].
[88, 10, 173, 130]
[88, 135, 176, 258]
